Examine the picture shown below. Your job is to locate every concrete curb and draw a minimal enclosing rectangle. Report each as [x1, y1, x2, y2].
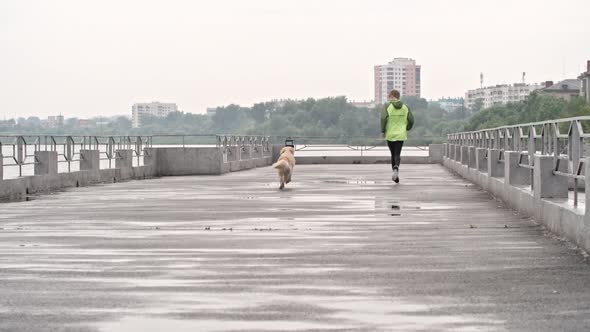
[443, 156, 590, 253]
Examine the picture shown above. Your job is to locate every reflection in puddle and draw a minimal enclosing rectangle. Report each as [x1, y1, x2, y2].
[95, 292, 503, 332]
[97, 317, 351, 332]
[321, 179, 377, 185]
[0, 194, 38, 203]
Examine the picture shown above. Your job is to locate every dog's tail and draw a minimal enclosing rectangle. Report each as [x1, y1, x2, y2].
[273, 159, 290, 171]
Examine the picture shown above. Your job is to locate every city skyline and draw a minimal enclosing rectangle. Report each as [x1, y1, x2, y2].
[1, 0, 589, 119]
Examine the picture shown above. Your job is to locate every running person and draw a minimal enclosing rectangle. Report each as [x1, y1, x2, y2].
[380, 89, 414, 183]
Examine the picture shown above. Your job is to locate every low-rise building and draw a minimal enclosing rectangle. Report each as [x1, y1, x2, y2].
[536, 79, 581, 101]
[351, 100, 375, 109]
[206, 108, 217, 116]
[77, 119, 93, 128]
[437, 97, 464, 112]
[0, 119, 16, 128]
[47, 115, 64, 128]
[465, 82, 543, 111]
[132, 102, 178, 128]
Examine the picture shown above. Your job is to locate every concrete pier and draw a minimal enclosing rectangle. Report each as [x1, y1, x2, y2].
[2, 164, 590, 331]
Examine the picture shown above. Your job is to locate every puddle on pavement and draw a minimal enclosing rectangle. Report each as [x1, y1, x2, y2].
[93, 292, 503, 332]
[387, 203, 426, 216]
[0, 194, 39, 203]
[96, 317, 353, 332]
[321, 179, 377, 185]
[238, 196, 259, 200]
[378, 199, 457, 212]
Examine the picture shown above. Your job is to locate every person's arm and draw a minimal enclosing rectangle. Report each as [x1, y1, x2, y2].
[406, 107, 414, 131]
[380, 105, 388, 135]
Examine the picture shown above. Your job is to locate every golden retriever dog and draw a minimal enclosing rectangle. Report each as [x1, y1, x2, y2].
[273, 146, 296, 189]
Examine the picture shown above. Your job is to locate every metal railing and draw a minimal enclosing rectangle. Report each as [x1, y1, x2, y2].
[0, 135, 152, 178]
[0, 133, 437, 178]
[217, 135, 271, 154]
[448, 116, 590, 206]
[268, 135, 443, 156]
[0, 134, 273, 179]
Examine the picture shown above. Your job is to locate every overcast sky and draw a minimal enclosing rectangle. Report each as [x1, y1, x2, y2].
[1, 0, 589, 119]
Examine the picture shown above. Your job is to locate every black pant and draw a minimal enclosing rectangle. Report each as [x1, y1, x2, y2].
[387, 140, 404, 170]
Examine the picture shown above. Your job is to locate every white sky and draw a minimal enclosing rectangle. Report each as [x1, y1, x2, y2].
[1, 0, 589, 118]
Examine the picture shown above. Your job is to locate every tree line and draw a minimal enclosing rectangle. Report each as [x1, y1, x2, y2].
[2, 94, 588, 144]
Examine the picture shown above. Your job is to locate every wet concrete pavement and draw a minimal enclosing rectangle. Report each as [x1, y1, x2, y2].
[1, 164, 590, 331]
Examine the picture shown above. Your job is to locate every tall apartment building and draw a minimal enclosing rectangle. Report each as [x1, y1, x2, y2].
[374, 58, 421, 104]
[132, 102, 178, 128]
[578, 60, 590, 103]
[464, 82, 543, 111]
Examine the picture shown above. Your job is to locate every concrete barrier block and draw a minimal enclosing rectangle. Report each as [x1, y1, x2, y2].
[460, 146, 469, 165]
[264, 156, 273, 166]
[229, 161, 240, 172]
[116, 150, 133, 169]
[468, 146, 476, 169]
[227, 147, 239, 162]
[252, 147, 263, 159]
[254, 158, 267, 168]
[34, 151, 58, 175]
[80, 150, 100, 171]
[585, 158, 590, 220]
[221, 162, 230, 174]
[505, 151, 531, 186]
[429, 144, 443, 164]
[272, 145, 284, 161]
[239, 159, 256, 170]
[534, 155, 568, 200]
[155, 147, 224, 175]
[476, 148, 487, 172]
[144, 148, 157, 170]
[487, 149, 504, 178]
[241, 146, 251, 160]
[119, 165, 134, 179]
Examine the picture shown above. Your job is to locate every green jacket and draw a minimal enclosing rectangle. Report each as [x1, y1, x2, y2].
[380, 100, 414, 141]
